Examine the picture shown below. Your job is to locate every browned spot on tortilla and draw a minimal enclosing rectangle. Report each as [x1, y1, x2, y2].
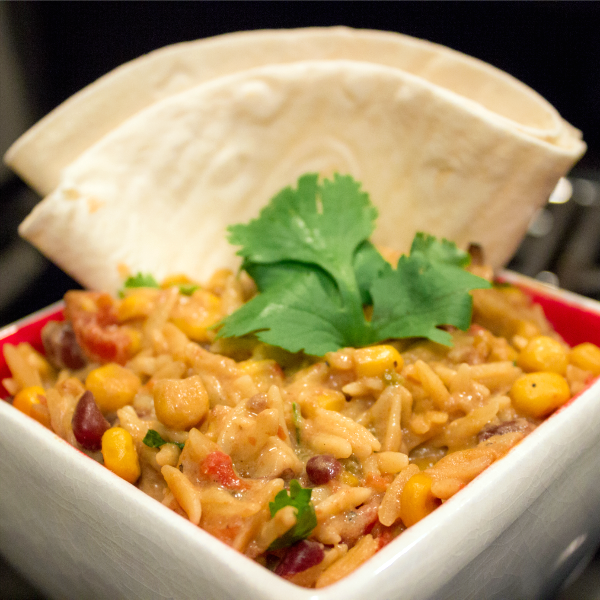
[87, 197, 104, 213]
[63, 188, 80, 201]
[117, 263, 131, 280]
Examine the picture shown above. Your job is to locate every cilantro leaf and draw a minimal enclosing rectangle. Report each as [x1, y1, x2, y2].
[229, 173, 375, 337]
[178, 283, 199, 296]
[120, 272, 159, 296]
[123, 272, 160, 289]
[229, 173, 376, 273]
[268, 479, 317, 550]
[142, 429, 185, 451]
[409, 232, 471, 268]
[352, 240, 393, 306]
[370, 253, 491, 346]
[243, 260, 335, 295]
[216, 267, 348, 355]
[217, 174, 491, 355]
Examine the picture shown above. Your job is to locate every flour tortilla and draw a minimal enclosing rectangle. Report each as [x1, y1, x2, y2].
[4, 27, 583, 196]
[18, 59, 585, 294]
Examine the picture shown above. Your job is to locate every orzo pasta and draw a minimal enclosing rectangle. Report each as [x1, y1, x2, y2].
[4, 269, 599, 588]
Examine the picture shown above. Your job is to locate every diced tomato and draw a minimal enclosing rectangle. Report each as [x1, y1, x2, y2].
[468, 324, 486, 336]
[369, 522, 394, 549]
[65, 291, 137, 365]
[364, 472, 393, 493]
[200, 451, 248, 490]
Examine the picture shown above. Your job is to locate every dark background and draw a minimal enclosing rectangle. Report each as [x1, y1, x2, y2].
[1, 3, 599, 599]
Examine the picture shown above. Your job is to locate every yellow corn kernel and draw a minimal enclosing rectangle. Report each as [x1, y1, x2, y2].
[101, 427, 141, 483]
[517, 336, 568, 375]
[340, 471, 360, 487]
[170, 290, 221, 342]
[161, 274, 194, 288]
[315, 390, 346, 412]
[400, 472, 439, 527]
[354, 345, 404, 378]
[85, 364, 141, 413]
[238, 358, 278, 377]
[28, 402, 52, 429]
[117, 290, 157, 322]
[12, 386, 46, 416]
[570, 343, 600, 376]
[237, 359, 284, 390]
[513, 319, 541, 341]
[510, 372, 571, 418]
[153, 375, 209, 430]
[126, 328, 142, 356]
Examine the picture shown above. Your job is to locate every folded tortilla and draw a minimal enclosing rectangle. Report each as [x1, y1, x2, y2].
[17, 58, 584, 294]
[4, 27, 583, 196]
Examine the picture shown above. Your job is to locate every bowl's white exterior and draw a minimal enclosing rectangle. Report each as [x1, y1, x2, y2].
[1, 280, 599, 600]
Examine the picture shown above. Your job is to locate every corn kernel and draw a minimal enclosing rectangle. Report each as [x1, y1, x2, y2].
[29, 402, 52, 429]
[126, 328, 142, 356]
[170, 290, 221, 342]
[400, 472, 439, 527]
[341, 471, 360, 487]
[161, 274, 194, 288]
[86, 364, 141, 413]
[510, 372, 570, 418]
[513, 319, 541, 341]
[570, 343, 600, 376]
[517, 336, 568, 375]
[101, 427, 141, 483]
[12, 386, 47, 424]
[354, 345, 404, 378]
[237, 359, 285, 392]
[153, 375, 209, 430]
[315, 390, 346, 412]
[117, 290, 157, 322]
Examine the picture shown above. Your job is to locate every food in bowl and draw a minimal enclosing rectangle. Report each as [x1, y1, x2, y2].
[3, 175, 599, 588]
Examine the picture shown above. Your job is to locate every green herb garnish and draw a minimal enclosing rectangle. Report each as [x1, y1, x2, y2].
[119, 272, 160, 297]
[142, 429, 185, 451]
[268, 479, 317, 550]
[291, 402, 302, 445]
[123, 272, 160, 289]
[216, 173, 491, 356]
[178, 283, 200, 296]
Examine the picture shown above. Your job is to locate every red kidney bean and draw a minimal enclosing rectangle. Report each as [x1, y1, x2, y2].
[72, 391, 110, 451]
[274, 540, 324, 578]
[42, 321, 87, 370]
[306, 454, 342, 485]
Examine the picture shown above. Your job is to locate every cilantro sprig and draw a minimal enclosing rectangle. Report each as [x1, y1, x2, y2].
[123, 272, 160, 290]
[178, 283, 199, 296]
[119, 272, 159, 298]
[268, 480, 317, 550]
[142, 429, 185, 451]
[216, 173, 491, 355]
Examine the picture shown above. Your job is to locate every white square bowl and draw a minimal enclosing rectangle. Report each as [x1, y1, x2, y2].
[1, 271, 599, 600]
